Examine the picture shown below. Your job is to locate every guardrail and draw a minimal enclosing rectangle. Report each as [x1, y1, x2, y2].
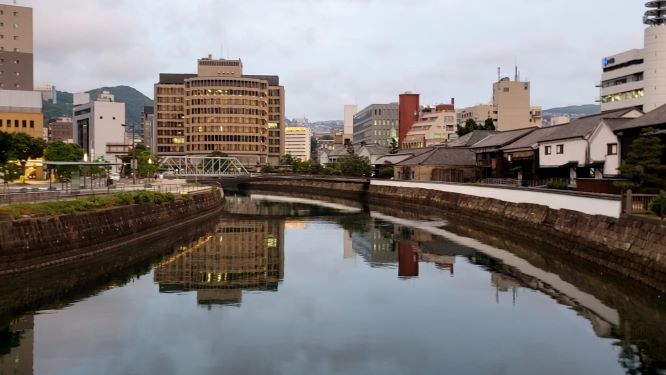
[0, 183, 212, 205]
[477, 178, 569, 188]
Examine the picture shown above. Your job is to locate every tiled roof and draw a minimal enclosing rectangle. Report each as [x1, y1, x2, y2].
[539, 108, 640, 142]
[397, 147, 476, 166]
[470, 128, 537, 148]
[614, 103, 666, 131]
[501, 126, 562, 151]
[445, 131, 495, 148]
[362, 144, 390, 155]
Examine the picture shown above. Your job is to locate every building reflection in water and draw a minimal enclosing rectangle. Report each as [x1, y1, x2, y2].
[0, 315, 33, 375]
[154, 219, 285, 307]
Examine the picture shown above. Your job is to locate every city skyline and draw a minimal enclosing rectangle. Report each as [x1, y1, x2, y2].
[15, 0, 646, 120]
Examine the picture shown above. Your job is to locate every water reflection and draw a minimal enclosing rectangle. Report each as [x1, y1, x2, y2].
[0, 316, 33, 375]
[154, 219, 285, 307]
[0, 195, 664, 374]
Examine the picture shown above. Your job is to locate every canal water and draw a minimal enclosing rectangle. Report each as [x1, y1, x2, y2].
[1, 194, 665, 375]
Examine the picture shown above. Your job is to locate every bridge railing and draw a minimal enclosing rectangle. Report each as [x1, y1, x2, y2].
[159, 156, 250, 177]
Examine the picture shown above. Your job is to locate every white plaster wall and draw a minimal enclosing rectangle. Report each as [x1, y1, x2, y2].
[539, 139, 586, 167]
[372, 180, 621, 218]
[92, 101, 125, 161]
[643, 25, 666, 113]
[589, 123, 620, 176]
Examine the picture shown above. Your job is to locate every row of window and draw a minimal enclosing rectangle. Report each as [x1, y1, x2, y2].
[186, 79, 267, 90]
[188, 143, 265, 152]
[188, 125, 265, 134]
[156, 87, 185, 95]
[188, 135, 263, 143]
[188, 107, 265, 116]
[188, 98, 264, 107]
[544, 143, 617, 156]
[187, 116, 266, 125]
[601, 88, 644, 104]
[189, 89, 266, 98]
[0, 118, 35, 128]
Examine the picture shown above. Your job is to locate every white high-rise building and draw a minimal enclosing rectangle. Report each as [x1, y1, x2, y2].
[284, 126, 312, 162]
[72, 91, 126, 163]
[600, 1, 666, 113]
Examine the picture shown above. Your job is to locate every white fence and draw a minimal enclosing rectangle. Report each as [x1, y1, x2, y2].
[372, 180, 622, 218]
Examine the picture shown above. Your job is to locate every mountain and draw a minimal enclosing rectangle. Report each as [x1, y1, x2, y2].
[543, 104, 600, 117]
[43, 86, 153, 126]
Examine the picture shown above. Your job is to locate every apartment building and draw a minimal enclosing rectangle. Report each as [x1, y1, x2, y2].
[284, 126, 311, 161]
[457, 73, 541, 131]
[0, 3, 33, 91]
[72, 91, 126, 162]
[600, 1, 666, 113]
[47, 116, 73, 142]
[402, 102, 457, 148]
[343, 104, 357, 145]
[141, 106, 155, 151]
[154, 56, 285, 166]
[353, 103, 399, 146]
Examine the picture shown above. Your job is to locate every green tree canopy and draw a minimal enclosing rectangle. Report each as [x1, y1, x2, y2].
[7, 132, 47, 162]
[44, 140, 84, 182]
[618, 128, 666, 193]
[280, 154, 297, 166]
[336, 155, 373, 177]
[0, 162, 22, 184]
[389, 138, 399, 154]
[208, 150, 229, 157]
[0, 131, 12, 164]
[457, 118, 496, 136]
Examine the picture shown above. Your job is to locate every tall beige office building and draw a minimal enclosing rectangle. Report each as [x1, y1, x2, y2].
[457, 72, 541, 131]
[154, 56, 285, 165]
[0, 3, 33, 90]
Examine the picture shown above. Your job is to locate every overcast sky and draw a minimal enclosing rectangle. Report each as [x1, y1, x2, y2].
[17, 0, 646, 120]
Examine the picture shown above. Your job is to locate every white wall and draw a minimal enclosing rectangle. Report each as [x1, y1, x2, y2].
[589, 123, 620, 176]
[371, 180, 621, 218]
[539, 138, 586, 167]
[92, 101, 125, 162]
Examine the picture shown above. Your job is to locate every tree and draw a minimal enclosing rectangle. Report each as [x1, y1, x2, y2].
[457, 119, 479, 137]
[618, 128, 666, 193]
[208, 150, 228, 157]
[280, 154, 297, 166]
[0, 162, 22, 185]
[0, 131, 11, 164]
[483, 118, 496, 131]
[6, 133, 47, 174]
[336, 155, 373, 177]
[132, 144, 159, 178]
[44, 140, 84, 182]
[389, 138, 399, 154]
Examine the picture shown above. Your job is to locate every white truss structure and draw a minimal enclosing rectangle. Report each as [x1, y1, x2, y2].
[159, 156, 250, 177]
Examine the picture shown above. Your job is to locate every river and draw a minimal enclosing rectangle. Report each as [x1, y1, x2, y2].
[0, 194, 664, 374]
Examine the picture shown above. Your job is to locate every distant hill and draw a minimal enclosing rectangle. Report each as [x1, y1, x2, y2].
[43, 86, 153, 126]
[543, 104, 600, 117]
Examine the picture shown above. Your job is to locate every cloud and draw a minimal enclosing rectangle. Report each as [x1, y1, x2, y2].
[16, 0, 647, 120]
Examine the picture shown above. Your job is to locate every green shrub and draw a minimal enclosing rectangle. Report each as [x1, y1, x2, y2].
[379, 167, 394, 179]
[165, 192, 175, 202]
[152, 193, 165, 204]
[649, 195, 666, 217]
[546, 181, 569, 190]
[260, 164, 277, 173]
[114, 192, 133, 205]
[180, 192, 190, 200]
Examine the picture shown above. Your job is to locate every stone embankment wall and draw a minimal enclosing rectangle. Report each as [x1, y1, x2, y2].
[247, 178, 666, 291]
[0, 190, 224, 275]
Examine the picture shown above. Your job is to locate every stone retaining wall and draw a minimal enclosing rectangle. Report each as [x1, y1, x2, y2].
[246, 178, 666, 291]
[0, 190, 224, 275]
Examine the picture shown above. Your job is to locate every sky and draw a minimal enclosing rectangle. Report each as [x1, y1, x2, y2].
[16, 0, 647, 121]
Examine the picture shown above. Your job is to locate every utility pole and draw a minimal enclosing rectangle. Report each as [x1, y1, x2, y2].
[132, 123, 137, 185]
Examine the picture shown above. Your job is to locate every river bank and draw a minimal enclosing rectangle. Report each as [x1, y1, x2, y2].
[0, 189, 224, 276]
[243, 177, 666, 292]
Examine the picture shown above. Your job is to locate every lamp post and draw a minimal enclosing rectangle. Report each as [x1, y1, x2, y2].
[148, 157, 153, 182]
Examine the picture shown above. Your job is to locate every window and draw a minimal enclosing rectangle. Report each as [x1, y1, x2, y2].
[607, 143, 618, 155]
[6, 119, 10, 127]
[12, 36, 17, 40]
[13, 11, 18, 16]
[503, 88, 509, 92]
[22, 120, 26, 128]
[545, 145, 552, 155]
[99, 116, 103, 119]
[556, 144, 564, 154]
[29, 120, 34, 128]
[14, 119, 18, 128]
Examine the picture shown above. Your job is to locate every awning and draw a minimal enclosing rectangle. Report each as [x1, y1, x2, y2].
[540, 161, 578, 169]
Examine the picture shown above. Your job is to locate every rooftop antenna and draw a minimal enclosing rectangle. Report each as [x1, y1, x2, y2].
[514, 65, 518, 81]
[497, 67, 500, 82]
